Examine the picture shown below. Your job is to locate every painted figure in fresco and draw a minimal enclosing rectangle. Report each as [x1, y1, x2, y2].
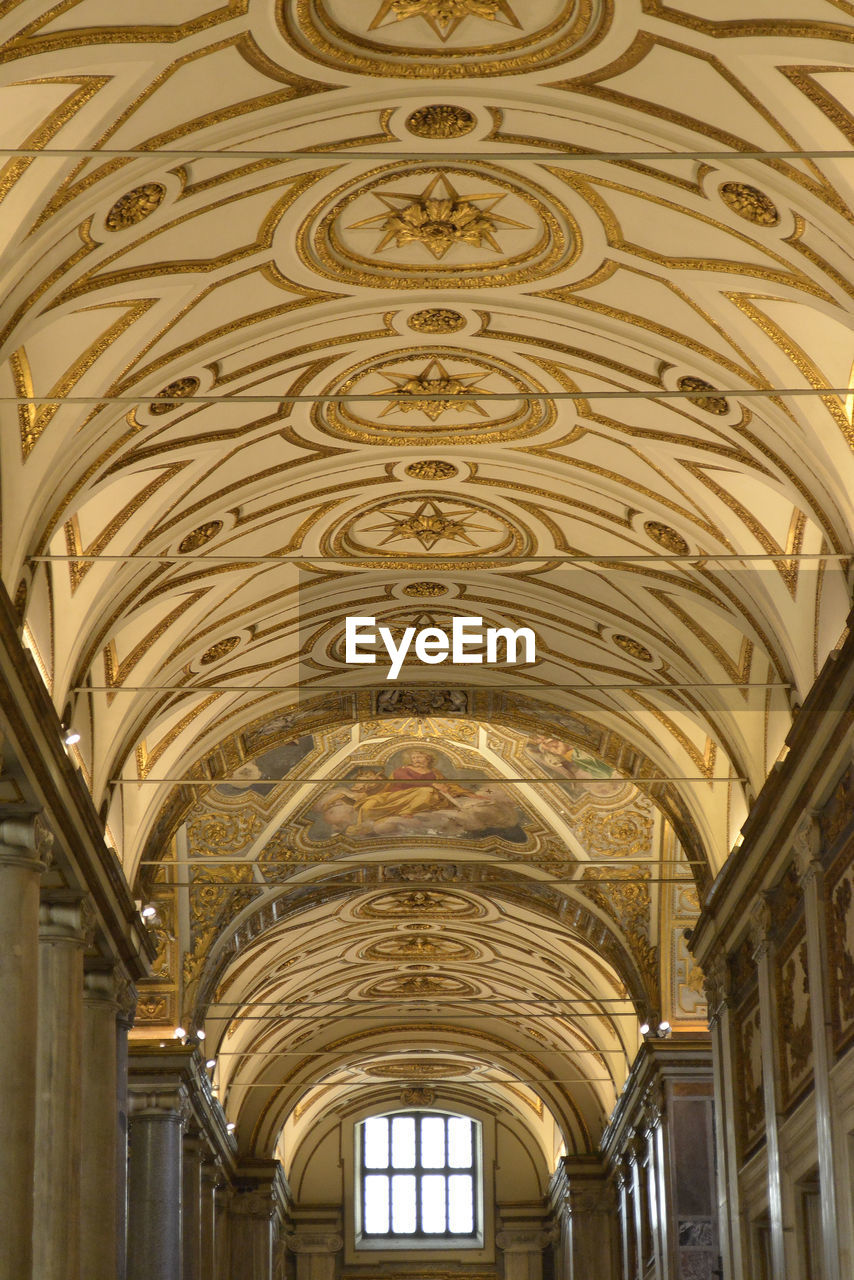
[347, 748, 474, 830]
[308, 748, 527, 841]
[526, 736, 624, 798]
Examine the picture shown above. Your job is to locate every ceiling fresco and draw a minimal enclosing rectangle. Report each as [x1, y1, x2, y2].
[2, 0, 853, 1159]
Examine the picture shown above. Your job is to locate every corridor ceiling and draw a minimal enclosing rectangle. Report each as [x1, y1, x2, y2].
[2, 0, 853, 1161]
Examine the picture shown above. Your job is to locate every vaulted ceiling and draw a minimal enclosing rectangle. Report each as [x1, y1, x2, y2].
[2, 0, 853, 1162]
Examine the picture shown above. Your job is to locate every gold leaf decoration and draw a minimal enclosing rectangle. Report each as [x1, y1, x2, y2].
[677, 375, 730, 416]
[406, 104, 476, 138]
[178, 520, 223, 554]
[613, 634, 654, 662]
[149, 376, 200, 416]
[719, 181, 780, 227]
[105, 182, 166, 231]
[402, 581, 448, 596]
[199, 636, 241, 665]
[644, 521, 689, 555]
[408, 308, 466, 333]
[405, 460, 458, 479]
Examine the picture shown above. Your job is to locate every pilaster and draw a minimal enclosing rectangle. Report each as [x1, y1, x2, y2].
[0, 813, 52, 1280]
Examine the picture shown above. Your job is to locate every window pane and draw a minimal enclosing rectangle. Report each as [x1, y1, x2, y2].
[391, 1174, 416, 1233]
[421, 1174, 447, 1233]
[447, 1117, 473, 1168]
[363, 1117, 389, 1169]
[420, 1116, 446, 1168]
[448, 1174, 474, 1233]
[391, 1116, 415, 1168]
[364, 1175, 389, 1233]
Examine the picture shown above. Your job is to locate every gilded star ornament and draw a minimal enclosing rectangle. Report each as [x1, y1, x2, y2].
[362, 498, 493, 550]
[375, 358, 492, 421]
[349, 173, 529, 261]
[369, 0, 522, 41]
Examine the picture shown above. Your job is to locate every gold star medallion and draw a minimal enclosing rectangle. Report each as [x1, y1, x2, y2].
[348, 172, 529, 261]
[375, 358, 492, 421]
[361, 498, 493, 550]
[369, 0, 522, 42]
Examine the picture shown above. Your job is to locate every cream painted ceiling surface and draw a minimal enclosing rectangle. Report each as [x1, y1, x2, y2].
[1, 0, 853, 1158]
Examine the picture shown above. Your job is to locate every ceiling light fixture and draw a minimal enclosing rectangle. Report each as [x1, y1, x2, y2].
[64, 729, 81, 746]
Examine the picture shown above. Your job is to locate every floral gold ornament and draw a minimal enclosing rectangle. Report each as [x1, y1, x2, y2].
[348, 172, 530, 260]
[149, 376, 200, 415]
[644, 521, 689, 556]
[402, 581, 448, 596]
[719, 181, 780, 227]
[613, 634, 654, 662]
[105, 182, 166, 231]
[408, 308, 466, 333]
[374, 357, 492, 420]
[178, 521, 223, 554]
[369, 0, 521, 40]
[677, 376, 730, 416]
[199, 636, 241, 665]
[406, 104, 477, 138]
[405, 460, 457, 479]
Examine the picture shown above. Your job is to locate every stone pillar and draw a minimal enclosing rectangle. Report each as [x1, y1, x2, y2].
[215, 1184, 232, 1280]
[642, 1092, 667, 1280]
[200, 1160, 221, 1279]
[566, 1177, 619, 1280]
[628, 1145, 645, 1280]
[752, 896, 788, 1278]
[796, 818, 842, 1280]
[127, 1087, 186, 1280]
[115, 980, 136, 1280]
[0, 814, 52, 1280]
[704, 955, 745, 1280]
[80, 964, 121, 1280]
[616, 1163, 634, 1280]
[496, 1227, 554, 1280]
[183, 1132, 205, 1280]
[33, 891, 93, 1280]
[286, 1231, 343, 1280]
[231, 1189, 279, 1280]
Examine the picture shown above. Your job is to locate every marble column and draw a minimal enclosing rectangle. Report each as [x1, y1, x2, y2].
[796, 818, 842, 1280]
[127, 1087, 186, 1280]
[80, 963, 121, 1280]
[0, 814, 52, 1280]
[752, 895, 788, 1278]
[286, 1231, 343, 1280]
[231, 1189, 279, 1280]
[33, 890, 93, 1280]
[183, 1132, 205, 1280]
[115, 980, 136, 1280]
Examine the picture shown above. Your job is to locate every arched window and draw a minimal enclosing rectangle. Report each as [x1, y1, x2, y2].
[356, 1111, 481, 1244]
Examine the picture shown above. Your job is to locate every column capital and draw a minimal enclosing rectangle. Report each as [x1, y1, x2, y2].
[750, 893, 773, 959]
[231, 1189, 278, 1220]
[703, 950, 731, 1018]
[39, 891, 96, 946]
[496, 1227, 555, 1253]
[83, 961, 121, 1008]
[115, 973, 138, 1028]
[0, 812, 53, 871]
[793, 813, 823, 882]
[128, 1084, 188, 1122]
[285, 1232, 343, 1254]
